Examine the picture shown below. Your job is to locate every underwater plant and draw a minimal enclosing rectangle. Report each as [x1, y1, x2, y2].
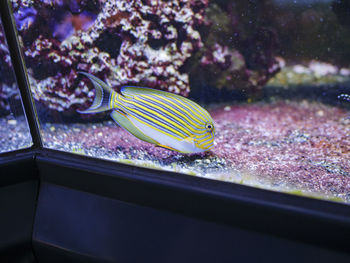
[78, 72, 215, 153]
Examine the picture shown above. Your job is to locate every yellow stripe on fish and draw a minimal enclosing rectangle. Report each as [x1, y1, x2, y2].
[121, 102, 186, 139]
[77, 72, 215, 153]
[117, 94, 188, 139]
[128, 95, 205, 134]
[162, 95, 208, 123]
[151, 94, 206, 126]
[115, 91, 206, 140]
[130, 98, 193, 136]
[140, 94, 205, 130]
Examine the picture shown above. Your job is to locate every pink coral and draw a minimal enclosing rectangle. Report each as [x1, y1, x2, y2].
[11, 0, 208, 113]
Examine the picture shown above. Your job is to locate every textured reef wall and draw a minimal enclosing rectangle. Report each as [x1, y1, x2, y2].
[10, 0, 209, 114]
[0, 23, 18, 115]
[5, 0, 350, 114]
[188, 1, 281, 101]
[9, 0, 283, 115]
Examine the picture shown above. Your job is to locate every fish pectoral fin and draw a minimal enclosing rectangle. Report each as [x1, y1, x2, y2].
[110, 110, 158, 145]
[156, 144, 180, 152]
[183, 135, 195, 144]
[157, 144, 193, 154]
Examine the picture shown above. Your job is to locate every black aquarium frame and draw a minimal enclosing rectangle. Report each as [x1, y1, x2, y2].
[1, 1, 350, 262]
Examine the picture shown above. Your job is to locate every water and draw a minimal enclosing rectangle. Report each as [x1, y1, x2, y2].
[0, 13, 32, 154]
[7, 0, 350, 203]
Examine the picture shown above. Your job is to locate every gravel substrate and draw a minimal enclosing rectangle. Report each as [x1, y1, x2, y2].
[40, 100, 350, 203]
[0, 115, 33, 154]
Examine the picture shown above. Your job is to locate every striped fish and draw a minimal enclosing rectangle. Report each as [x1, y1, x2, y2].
[78, 72, 215, 153]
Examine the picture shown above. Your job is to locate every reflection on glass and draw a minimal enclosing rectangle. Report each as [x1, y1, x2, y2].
[10, 0, 350, 203]
[0, 13, 32, 154]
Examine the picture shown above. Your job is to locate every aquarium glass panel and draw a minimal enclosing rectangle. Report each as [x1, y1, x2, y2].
[10, 0, 350, 203]
[0, 12, 32, 154]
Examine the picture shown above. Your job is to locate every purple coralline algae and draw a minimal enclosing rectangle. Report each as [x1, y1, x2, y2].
[0, 23, 18, 115]
[10, 0, 282, 113]
[41, 100, 350, 202]
[11, 0, 209, 113]
[13, 6, 37, 31]
[211, 101, 350, 199]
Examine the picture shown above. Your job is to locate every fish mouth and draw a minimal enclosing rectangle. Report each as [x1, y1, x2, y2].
[192, 137, 212, 152]
[194, 133, 214, 150]
[197, 143, 213, 151]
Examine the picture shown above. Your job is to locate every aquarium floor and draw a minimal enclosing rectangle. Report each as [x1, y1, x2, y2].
[41, 101, 350, 203]
[0, 116, 32, 154]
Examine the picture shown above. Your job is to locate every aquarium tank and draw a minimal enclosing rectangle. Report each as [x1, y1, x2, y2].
[8, 0, 350, 203]
[0, 11, 32, 154]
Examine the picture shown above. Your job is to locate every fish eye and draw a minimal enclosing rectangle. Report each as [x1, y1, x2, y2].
[205, 122, 214, 132]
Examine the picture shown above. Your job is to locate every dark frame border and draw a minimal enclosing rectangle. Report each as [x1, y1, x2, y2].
[0, 151, 38, 263]
[0, 0, 42, 149]
[36, 148, 350, 253]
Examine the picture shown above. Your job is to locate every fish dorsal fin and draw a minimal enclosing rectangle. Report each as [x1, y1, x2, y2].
[121, 86, 186, 100]
[110, 110, 159, 145]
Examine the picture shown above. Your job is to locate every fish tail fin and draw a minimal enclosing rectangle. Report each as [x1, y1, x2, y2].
[77, 72, 115, 114]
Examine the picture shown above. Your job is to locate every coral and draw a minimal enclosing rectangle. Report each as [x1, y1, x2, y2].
[0, 22, 19, 115]
[13, 6, 37, 31]
[268, 0, 350, 67]
[187, 2, 281, 102]
[267, 60, 350, 87]
[11, 0, 208, 113]
[10, 0, 35, 12]
[10, 0, 350, 113]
